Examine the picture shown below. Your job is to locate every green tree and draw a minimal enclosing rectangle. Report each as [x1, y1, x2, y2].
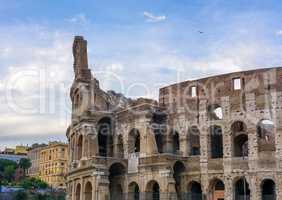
[18, 158, 32, 177]
[20, 177, 48, 190]
[3, 165, 16, 181]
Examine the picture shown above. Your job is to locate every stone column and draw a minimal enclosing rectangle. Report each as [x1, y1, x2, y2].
[224, 177, 232, 200]
[98, 178, 110, 200]
[180, 134, 189, 157]
[71, 181, 75, 200]
[249, 175, 258, 200]
[80, 178, 84, 200]
[141, 121, 158, 156]
[247, 126, 258, 171]
[276, 173, 282, 200]
[82, 134, 87, 158]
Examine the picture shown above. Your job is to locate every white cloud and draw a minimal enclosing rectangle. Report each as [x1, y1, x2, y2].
[0, 24, 72, 145]
[276, 30, 282, 36]
[66, 13, 89, 24]
[143, 11, 166, 23]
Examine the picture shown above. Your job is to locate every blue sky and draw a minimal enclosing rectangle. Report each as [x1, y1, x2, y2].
[0, 0, 282, 148]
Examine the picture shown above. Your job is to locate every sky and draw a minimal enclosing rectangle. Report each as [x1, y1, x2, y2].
[0, 0, 282, 149]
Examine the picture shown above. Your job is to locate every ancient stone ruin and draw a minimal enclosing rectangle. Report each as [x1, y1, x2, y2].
[67, 36, 282, 200]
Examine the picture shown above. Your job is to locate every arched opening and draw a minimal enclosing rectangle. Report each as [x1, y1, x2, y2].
[109, 163, 126, 200]
[77, 135, 83, 160]
[98, 117, 113, 157]
[232, 121, 248, 157]
[128, 129, 140, 154]
[207, 104, 223, 120]
[210, 125, 223, 158]
[188, 126, 200, 156]
[173, 161, 186, 199]
[257, 119, 275, 152]
[128, 182, 140, 200]
[146, 180, 160, 200]
[233, 134, 248, 157]
[209, 179, 224, 200]
[172, 130, 180, 154]
[152, 112, 167, 153]
[84, 182, 92, 200]
[155, 133, 164, 153]
[75, 183, 81, 200]
[261, 179, 276, 200]
[188, 181, 202, 200]
[234, 178, 250, 200]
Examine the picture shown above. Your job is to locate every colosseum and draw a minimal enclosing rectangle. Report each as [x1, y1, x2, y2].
[66, 36, 282, 200]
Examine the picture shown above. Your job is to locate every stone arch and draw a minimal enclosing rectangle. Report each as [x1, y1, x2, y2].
[97, 117, 114, 157]
[188, 126, 200, 156]
[234, 177, 250, 200]
[231, 121, 248, 157]
[75, 183, 81, 200]
[173, 161, 186, 199]
[208, 178, 225, 200]
[187, 181, 203, 200]
[209, 125, 223, 158]
[77, 135, 83, 160]
[146, 180, 160, 200]
[84, 181, 93, 200]
[257, 119, 275, 152]
[261, 179, 276, 200]
[128, 129, 140, 154]
[128, 181, 140, 200]
[109, 162, 126, 200]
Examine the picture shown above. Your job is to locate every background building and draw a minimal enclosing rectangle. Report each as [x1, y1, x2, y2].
[39, 142, 68, 189]
[27, 143, 47, 178]
[67, 36, 282, 200]
[15, 145, 29, 155]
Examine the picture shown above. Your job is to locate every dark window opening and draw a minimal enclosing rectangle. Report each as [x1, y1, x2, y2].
[173, 161, 186, 199]
[172, 131, 180, 154]
[189, 126, 200, 156]
[152, 183, 160, 200]
[235, 178, 250, 200]
[262, 179, 276, 200]
[98, 117, 113, 157]
[234, 134, 248, 157]
[128, 129, 140, 154]
[151, 112, 167, 154]
[129, 182, 140, 200]
[188, 181, 202, 200]
[109, 163, 126, 200]
[210, 126, 223, 158]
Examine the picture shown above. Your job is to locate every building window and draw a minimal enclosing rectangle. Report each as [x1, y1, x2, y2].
[233, 78, 241, 90]
[191, 86, 197, 97]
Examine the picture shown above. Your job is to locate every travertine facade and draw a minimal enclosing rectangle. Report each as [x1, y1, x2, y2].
[66, 36, 282, 200]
